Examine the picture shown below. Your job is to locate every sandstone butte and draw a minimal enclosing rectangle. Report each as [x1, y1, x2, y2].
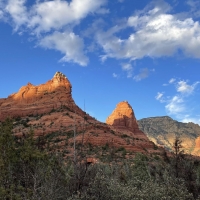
[106, 101, 148, 140]
[0, 71, 85, 121]
[0, 72, 161, 156]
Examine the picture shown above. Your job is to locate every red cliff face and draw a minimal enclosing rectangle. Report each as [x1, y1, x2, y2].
[106, 101, 148, 140]
[0, 74, 160, 156]
[106, 101, 138, 129]
[0, 72, 83, 121]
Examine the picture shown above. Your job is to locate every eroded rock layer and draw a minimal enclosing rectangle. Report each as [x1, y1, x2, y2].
[0, 72, 160, 156]
[106, 101, 148, 140]
[0, 72, 84, 121]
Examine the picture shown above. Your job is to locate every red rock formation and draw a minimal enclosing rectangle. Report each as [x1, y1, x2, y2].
[0, 73, 160, 156]
[106, 101, 148, 140]
[0, 72, 84, 121]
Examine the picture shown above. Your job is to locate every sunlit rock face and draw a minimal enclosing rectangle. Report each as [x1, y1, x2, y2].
[0, 72, 81, 120]
[0, 74, 160, 155]
[193, 137, 200, 156]
[138, 117, 200, 155]
[106, 101, 148, 140]
[106, 101, 138, 129]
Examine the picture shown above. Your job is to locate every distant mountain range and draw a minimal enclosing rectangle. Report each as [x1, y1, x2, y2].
[138, 116, 200, 155]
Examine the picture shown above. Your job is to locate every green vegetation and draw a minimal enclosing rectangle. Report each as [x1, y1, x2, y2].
[0, 119, 68, 199]
[1, 119, 200, 199]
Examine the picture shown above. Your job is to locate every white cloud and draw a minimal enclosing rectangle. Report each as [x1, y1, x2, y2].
[4, 0, 107, 33]
[99, 55, 108, 63]
[165, 95, 185, 115]
[39, 31, 89, 66]
[0, 1, 4, 19]
[182, 115, 200, 124]
[0, 10, 3, 19]
[5, 0, 28, 29]
[1, 0, 107, 66]
[95, 0, 200, 61]
[155, 92, 164, 101]
[176, 80, 199, 94]
[186, 0, 200, 18]
[96, 27, 126, 60]
[133, 68, 149, 81]
[169, 78, 176, 84]
[3, 0, 200, 68]
[157, 78, 200, 124]
[121, 63, 133, 78]
[28, 0, 107, 34]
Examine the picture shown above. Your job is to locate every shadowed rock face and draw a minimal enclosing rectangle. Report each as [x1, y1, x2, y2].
[0, 72, 83, 121]
[106, 101, 148, 140]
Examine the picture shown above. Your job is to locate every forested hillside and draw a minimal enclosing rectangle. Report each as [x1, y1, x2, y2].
[1, 119, 200, 199]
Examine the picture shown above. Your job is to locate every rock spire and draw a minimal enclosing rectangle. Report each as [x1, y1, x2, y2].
[106, 101, 139, 130]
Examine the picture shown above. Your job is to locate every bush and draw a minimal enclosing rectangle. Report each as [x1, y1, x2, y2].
[0, 121, 199, 199]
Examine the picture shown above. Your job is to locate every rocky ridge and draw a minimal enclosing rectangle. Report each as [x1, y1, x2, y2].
[0, 72, 84, 121]
[138, 116, 200, 155]
[0, 72, 161, 159]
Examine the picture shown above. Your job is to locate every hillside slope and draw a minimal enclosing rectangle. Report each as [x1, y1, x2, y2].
[0, 72, 161, 159]
[138, 116, 200, 155]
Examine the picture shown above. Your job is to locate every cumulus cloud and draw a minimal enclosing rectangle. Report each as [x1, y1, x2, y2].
[1, 0, 107, 66]
[4, 0, 106, 33]
[28, 0, 107, 34]
[5, 0, 28, 29]
[133, 68, 149, 81]
[2, 0, 200, 69]
[96, 26, 126, 60]
[176, 80, 199, 94]
[39, 31, 89, 66]
[95, 0, 200, 62]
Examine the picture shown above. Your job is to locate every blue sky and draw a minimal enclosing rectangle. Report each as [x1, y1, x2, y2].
[0, 0, 200, 124]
